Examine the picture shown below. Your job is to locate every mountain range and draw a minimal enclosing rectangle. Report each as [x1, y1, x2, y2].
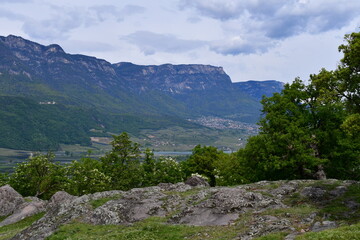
[0, 35, 284, 151]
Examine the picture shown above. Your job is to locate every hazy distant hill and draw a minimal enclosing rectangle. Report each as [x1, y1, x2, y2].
[0, 35, 283, 150]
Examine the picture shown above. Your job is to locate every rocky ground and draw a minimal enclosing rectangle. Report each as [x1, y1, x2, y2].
[0, 177, 359, 240]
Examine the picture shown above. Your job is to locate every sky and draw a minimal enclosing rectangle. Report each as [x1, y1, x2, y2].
[0, 0, 359, 83]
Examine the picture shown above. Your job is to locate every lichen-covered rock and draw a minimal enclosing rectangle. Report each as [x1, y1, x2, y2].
[329, 186, 347, 197]
[87, 187, 166, 225]
[158, 182, 192, 192]
[300, 186, 326, 201]
[170, 187, 284, 226]
[311, 221, 337, 232]
[239, 215, 293, 240]
[8, 179, 360, 240]
[0, 184, 25, 216]
[46, 191, 76, 210]
[0, 199, 46, 227]
[11, 193, 92, 240]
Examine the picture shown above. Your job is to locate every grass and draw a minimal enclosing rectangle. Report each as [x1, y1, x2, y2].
[163, 188, 203, 199]
[47, 217, 239, 240]
[262, 204, 317, 219]
[0, 212, 45, 240]
[295, 222, 360, 240]
[254, 232, 288, 240]
[89, 194, 122, 209]
[320, 183, 360, 223]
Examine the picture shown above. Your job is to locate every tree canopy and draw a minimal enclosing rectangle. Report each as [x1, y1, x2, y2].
[237, 31, 360, 182]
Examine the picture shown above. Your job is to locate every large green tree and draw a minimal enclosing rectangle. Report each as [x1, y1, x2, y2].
[183, 145, 227, 186]
[239, 31, 360, 181]
[9, 153, 67, 199]
[66, 157, 111, 196]
[100, 132, 144, 190]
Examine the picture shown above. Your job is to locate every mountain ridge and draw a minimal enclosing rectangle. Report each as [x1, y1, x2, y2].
[0, 35, 284, 150]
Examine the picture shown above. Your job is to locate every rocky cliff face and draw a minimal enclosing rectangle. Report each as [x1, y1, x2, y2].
[114, 62, 233, 94]
[0, 35, 282, 100]
[1, 178, 359, 240]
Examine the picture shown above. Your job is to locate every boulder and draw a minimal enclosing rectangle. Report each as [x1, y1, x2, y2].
[300, 186, 326, 201]
[0, 185, 25, 216]
[0, 199, 46, 227]
[185, 176, 210, 187]
[311, 221, 337, 232]
[47, 191, 76, 210]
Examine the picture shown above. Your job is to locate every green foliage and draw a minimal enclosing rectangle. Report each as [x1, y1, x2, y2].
[65, 157, 111, 196]
[0, 96, 96, 150]
[183, 145, 228, 186]
[100, 133, 144, 190]
[214, 151, 249, 186]
[0, 172, 8, 186]
[236, 31, 360, 181]
[9, 153, 67, 199]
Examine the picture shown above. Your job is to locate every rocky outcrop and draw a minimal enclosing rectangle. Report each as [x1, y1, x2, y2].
[0, 184, 25, 217]
[1, 179, 359, 240]
[0, 198, 46, 227]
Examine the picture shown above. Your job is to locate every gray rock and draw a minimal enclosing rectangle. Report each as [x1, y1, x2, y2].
[300, 186, 326, 201]
[158, 182, 193, 192]
[238, 215, 292, 239]
[311, 221, 337, 232]
[0, 199, 46, 227]
[87, 188, 167, 225]
[170, 187, 284, 226]
[0, 185, 25, 216]
[329, 186, 347, 197]
[47, 191, 76, 210]
[185, 176, 210, 187]
[11, 194, 92, 240]
[9, 179, 359, 240]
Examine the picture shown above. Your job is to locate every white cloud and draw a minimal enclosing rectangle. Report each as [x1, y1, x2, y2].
[123, 31, 206, 55]
[180, 0, 360, 55]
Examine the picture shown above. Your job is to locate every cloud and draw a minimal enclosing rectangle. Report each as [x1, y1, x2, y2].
[180, 0, 360, 55]
[0, 0, 31, 3]
[123, 31, 206, 55]
[22, 8, 87, 40]
[8, 3, 146, 41]
[122, 5, 146, 16]
[0, 8, 27, 21]
[210, 36, 276, 55]
[89, 4, 145, 22]
[64, 40, 116, 53]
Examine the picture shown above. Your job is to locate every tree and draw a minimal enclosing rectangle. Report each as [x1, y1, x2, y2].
[214, 151, 249, 186]
[100, 132, 143, 190]
[9, 153, 66, 199]
[66, 157, 111, 195]
[0, 172, 8, 187]
[183, 145, 227, 186]
[239, 31, 360, 181]
[153, 157, 185, 184]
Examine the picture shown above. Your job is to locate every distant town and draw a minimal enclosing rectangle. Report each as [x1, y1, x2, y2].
[188, 116, 259, 133]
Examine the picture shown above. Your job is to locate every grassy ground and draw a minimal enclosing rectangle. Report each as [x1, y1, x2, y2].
[296, 222, 360, 240]
[0, 213, 44, 240]
[48, 217, 239, 240]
